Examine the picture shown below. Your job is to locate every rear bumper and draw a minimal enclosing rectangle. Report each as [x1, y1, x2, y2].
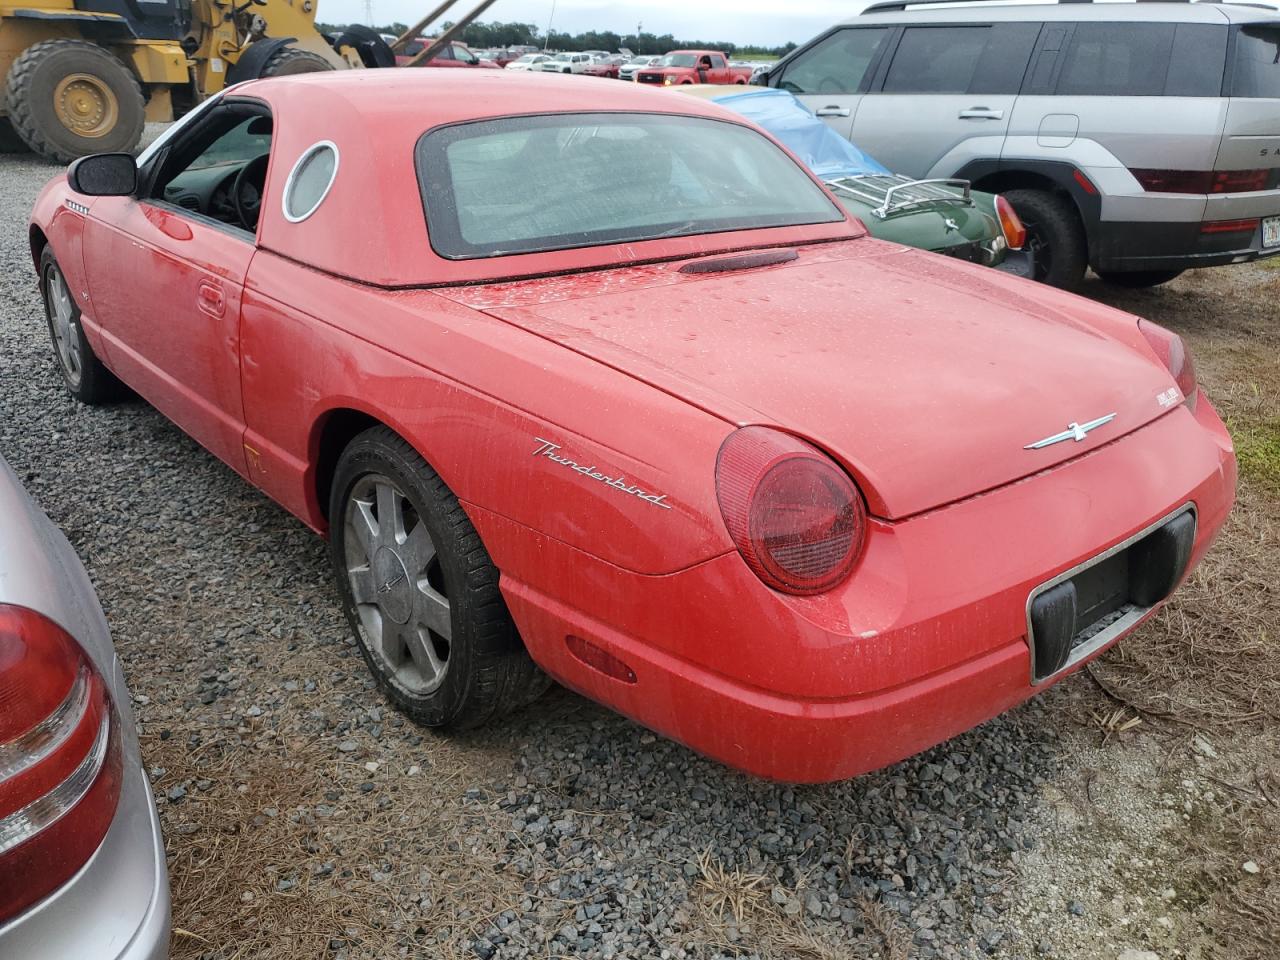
[1093, 217, 1280, 272]
[0, 764, 170, 959]
[475, 396, 1235, 783]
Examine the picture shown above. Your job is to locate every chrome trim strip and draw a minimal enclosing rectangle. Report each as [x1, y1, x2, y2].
[1025, 503, 1197, 686]
[0, 665, 90, 782]
[0, 711, 111, 855]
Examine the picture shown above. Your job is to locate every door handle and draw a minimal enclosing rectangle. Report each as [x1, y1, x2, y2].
[959, 107, 1004, 120]
[814, 105, 852, 118]
[197, 279, 225, 318]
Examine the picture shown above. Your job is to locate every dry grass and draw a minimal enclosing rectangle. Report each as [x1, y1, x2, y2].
[691, 852, 909, 960]
[149, 703, 526, 959]
[1077, 263, 1280, 958]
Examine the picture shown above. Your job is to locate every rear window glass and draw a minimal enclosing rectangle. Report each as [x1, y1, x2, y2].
[1232, 26, 1280, 98]
[1056, 24, 1175, 97]
[883, 27, 989, 94]
[416, 113, 843, 260]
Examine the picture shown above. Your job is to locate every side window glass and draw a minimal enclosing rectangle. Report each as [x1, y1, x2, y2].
[778, 28, 890, 95]
[1168, 24, 1227, 97]
[711, 55, 726, 69]
[156, 112, 272, 233]
[1055, 23, 1175, 97]
[883, 26, 990, 94]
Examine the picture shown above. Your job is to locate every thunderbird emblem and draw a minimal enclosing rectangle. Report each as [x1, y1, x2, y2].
[1024, 413, 1117, 450]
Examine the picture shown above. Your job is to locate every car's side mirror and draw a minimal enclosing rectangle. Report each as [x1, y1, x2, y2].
[67, 153, 137, 197]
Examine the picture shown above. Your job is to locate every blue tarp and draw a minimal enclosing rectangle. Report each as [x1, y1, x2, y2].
[709, 87, 891, 179]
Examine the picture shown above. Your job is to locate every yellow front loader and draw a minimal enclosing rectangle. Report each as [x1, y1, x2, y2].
[0, 0, 493, 162]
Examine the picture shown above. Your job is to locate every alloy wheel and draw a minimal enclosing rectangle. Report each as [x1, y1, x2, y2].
[45, 263, 82, 388]
[343, 473, 452, 694]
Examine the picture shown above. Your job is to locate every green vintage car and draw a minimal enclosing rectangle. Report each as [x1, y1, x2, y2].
[677, 86, 1032, 276]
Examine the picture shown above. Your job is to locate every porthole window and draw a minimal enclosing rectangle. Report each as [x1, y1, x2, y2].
[282, 140, 339, 223]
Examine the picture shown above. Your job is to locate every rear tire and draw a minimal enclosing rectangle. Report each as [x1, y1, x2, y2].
[260, 48, 335, 77]
[1003, 189, 1087, 289]
[1095, 269, 1185, 289]
[40, 247, 127, 404]
[329, 427, 550, 729]
[4, 40, 146, 163]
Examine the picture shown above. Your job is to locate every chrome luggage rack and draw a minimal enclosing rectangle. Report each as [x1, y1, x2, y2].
[825, 175, 973, 219]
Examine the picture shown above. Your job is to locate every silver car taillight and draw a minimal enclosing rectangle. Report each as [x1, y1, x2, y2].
[0, 604, 122, 922]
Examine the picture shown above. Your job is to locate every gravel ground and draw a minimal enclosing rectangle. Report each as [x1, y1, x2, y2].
[0, 147, 1272, 960]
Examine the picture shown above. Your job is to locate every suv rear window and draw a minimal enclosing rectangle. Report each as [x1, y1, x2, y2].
[1232, 26, 1280, 98]
[1056, 23, 1175, 97]
[416, 113, 843, 259]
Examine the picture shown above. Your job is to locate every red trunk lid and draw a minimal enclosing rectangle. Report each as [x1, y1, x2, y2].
[442, 243, 1177, 519]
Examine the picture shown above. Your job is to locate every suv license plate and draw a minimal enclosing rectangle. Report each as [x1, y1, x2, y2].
[1264, 216, 1280, 248]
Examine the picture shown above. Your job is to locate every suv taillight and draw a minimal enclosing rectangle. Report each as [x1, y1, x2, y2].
[1138, 320, 1198, 413]
[1131, 168, 1272, 194]
[0, 605, 122, 922]
[994, 195, 1026, 250]
[715, 427, 867, 595]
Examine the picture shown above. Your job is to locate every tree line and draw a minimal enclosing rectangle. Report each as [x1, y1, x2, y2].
[316, 19, 797, 57]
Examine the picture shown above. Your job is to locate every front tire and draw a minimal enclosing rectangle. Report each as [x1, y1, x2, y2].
[40, 248, 126, 403]
[1003, 189, 1087, 288]
[329, 427, 549, 729]
[1095, 269, 1185, 289]
[4, 40, 146, 163]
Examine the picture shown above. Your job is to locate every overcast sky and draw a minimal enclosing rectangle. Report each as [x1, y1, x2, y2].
[318, 0, 866, 47]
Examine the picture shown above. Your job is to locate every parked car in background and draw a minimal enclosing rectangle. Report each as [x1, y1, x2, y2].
[396, 38, 498, 68]
[678, 85, 1029, 273]
[505, 53, 551, 71]
[620, 55, 663, 81]
[32, 70, 1235, 782]
[582, 56, 622, 79]
[763, 1, 1280, 288]
[0, 452, 170, 959]
[539, 52, 593, 74]
[635, 50, 752, 85]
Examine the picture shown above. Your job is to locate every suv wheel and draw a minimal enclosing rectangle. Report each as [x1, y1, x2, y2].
[1004, 189, 1087, 289]
[1095, 269, 1184, 289]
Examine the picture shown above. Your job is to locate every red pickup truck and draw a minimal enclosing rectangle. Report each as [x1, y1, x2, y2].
[634, 51, 752, 86]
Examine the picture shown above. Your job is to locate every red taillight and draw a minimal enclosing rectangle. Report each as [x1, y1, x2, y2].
[1200, 218, 1260, 236]
[994, 195, 1026, 250]
[1138, 320, 1198, 412]
[1131, 168, 1272, 194]
[715, 427, 866, 595]
[0, 605, 121, 922]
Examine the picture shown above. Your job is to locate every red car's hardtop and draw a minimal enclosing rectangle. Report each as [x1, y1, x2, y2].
[241, 70, 860, 288]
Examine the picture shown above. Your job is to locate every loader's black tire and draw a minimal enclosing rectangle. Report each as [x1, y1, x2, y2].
[1003, 189, 1088, 289]
[260, 48, 336, 77]
[0, 117, 31, 153]
[329, 25, 397, 68]
[4, 40, 145, 164]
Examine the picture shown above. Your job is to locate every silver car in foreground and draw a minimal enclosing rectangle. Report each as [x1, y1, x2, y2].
[764, 0, 1280, 288]
[0, 452, 169, 959]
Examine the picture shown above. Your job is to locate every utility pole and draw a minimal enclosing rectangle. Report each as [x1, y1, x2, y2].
[363, 0, 374, 26]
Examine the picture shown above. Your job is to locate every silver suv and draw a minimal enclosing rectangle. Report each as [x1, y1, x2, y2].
[762, 1, 1280, 287]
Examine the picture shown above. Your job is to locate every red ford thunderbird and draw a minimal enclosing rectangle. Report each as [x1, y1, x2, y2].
[28, 70, 1235, 783]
